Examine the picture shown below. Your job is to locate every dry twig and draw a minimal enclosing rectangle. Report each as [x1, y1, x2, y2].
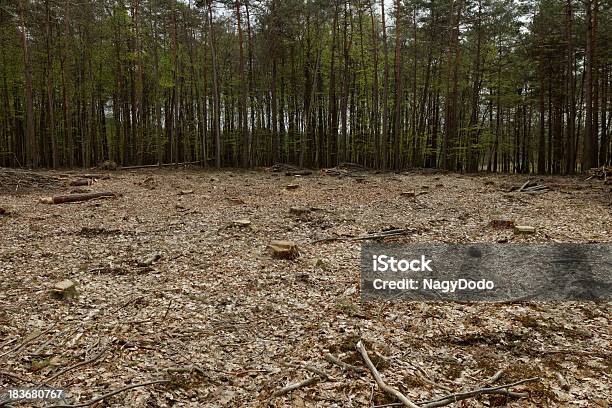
[41, 379, 169, 408]
[356, 340, 420, 408]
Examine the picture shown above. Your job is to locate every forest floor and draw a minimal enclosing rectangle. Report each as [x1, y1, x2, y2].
[0, 167, 610, 408]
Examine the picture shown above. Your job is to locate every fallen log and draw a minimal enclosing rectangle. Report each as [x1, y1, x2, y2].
[285, 170, 313, 176]
[40, 191, 116, 204]
[68, 179, 92, 187]
[119, 160, 201, 170]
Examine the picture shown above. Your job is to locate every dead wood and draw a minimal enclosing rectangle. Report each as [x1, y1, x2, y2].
[324, 353, 366, 373]
[41, 379, 169, 408]
[313, 228, 412, 243]
[68, 179, 92, 187]
[270, 163, 301, 172]
[285, 170, 313, 176]
[40, 192, 116, 204]
[0, 325, 56, 360]
[417, 377, 539, 408]
[356, 340, 420, 408]
[372, 377, 539, 408]
[586, 165, 611, 180]
[270, 376, 320, 398]
[118, 161, 201, 170]
[45, 345, 108, 384]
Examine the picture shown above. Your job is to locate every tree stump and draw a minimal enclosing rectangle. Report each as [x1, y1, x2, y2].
[268, 240, 299, 260]
[51, 280, 78, 300]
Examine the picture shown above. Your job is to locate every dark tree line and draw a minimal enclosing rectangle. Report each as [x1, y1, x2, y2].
[0, 0, 610, 172]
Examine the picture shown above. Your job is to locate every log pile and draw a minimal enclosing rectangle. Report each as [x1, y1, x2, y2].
[514, 180, 550, 194]
[322, 162, 369, 178]
[586, 166, 611, 181]
[0, 168, 64, 193]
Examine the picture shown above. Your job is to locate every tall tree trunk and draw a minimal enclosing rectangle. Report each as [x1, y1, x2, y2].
[582, 0, 594, 171]
[328, 1, 339, 167]
[270, 0, 279, 164]
[207, 0, 221, 168]
[392, 0, 402, 170]
[442, 0, 463, 171]
[369, 3, 380, 169]
[235, 1, 250, 166]
[18, 0, 37, 168]
[380, 0, 390, 170]
[565, 0, 576, 174]
[45, 0, 57, 168]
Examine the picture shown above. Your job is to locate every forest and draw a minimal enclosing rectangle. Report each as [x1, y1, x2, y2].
[1, 1, 611, 407]
[0, 0, 610, 172]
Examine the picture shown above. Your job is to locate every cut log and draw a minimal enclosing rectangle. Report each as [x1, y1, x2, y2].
[68, 179, 92, 187]
[400, 191, 416, 197]
[268, 240, 299, 260]
[286, 184, 299, 190]
[69, 188, 91, 194]
[285, 170, 312, 176]
[232, 219, 251, 227]
[514, 225, 536, 234]
[119, 160, 201, 170]
[178, 189, 194, 195]
[51, 280, 78, 300]
[40, 192, 116, 204]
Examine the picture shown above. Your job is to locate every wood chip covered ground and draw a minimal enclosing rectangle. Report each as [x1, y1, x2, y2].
[0, 168, 610, 407]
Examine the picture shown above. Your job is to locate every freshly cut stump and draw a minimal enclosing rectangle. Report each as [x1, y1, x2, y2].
[233, 219, 251, 227]
[269, 240, 299, 260]
[51, 280, 78, 300]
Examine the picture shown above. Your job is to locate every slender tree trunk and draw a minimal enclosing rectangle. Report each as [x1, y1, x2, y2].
[380, 0, 390, 170]
[45, 0, 57, 168]
[582, 0, 594, 171]
[235, 1, 249, 166]
[207, 0, 221, 168]
[18, 0, 37, 168]
[369, 3, 380, 169]
[270, 0, 279, 164]
[392, 0, 402, 170]
[565, 0, 576, 173]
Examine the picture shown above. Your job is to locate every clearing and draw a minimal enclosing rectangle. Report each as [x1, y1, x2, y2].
[0, 168, 610, 407]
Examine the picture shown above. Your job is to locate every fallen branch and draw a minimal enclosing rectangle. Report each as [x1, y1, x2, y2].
[270, 376, 319, 398]
[517, 180, 532, 192]
[485, 369, 504, 384]
[373, 377, 539, 408]
[356, 340, 420, 408]
[313, 228, 412, 243]
[324, 353, 366, 373]
[42, 379, 169, 408]
[40, 192, 116, 205]
[0, 326, 56, 359]
[45, 345, 108, 384]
